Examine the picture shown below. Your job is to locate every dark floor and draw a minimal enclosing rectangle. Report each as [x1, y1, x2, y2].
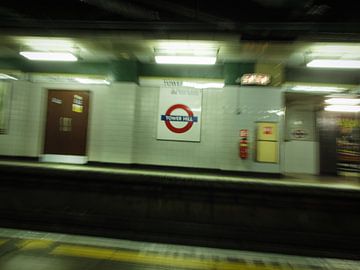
[1, 158, 359, 262]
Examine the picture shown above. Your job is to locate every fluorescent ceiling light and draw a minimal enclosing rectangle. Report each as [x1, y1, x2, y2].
[325, 105, 360, 112]
[307, 59, 360, 69]
[0, 73, 17, 80]
[267, 109, 285, 116]
[75, 78, 110, 85]
[291, 85, 347, 93]
[157, 41, 216, 51]
[20, 51, 77, 61]
[325, 98, 360, 105]
[155, 56, 216, 65]
[183, 81, 224, 89]
[155, 42, 218, 58]
[16, 37, 75, 51]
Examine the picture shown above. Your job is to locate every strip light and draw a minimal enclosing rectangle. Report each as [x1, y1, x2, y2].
[155, 56, 216, 65]
[75, 78, 110, 85]
[325, 98, 360, 105]
[20, 51, 78, 62]
[182, 82, 224, 89]
[307, 59, 360, 69]
[325, 105, 360, 112]
[291, 85, 347, 93]
[0, 73, 17, 80]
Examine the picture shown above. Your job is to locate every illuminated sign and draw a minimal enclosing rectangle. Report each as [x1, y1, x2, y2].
[237, 73, 271, 86]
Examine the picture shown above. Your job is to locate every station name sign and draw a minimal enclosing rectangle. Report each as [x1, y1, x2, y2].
[237, 73, 271, 86]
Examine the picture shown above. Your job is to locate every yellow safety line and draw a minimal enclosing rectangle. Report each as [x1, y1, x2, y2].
[16, 239, 53, 250]
[51, 244, 295, 270]
[0, 239, 8, 246]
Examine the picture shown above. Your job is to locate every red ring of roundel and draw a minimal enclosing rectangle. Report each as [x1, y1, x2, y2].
[164, 104, 194, 133]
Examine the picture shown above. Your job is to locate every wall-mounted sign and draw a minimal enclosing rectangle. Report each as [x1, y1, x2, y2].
[336, 116, 360, 176]
[157, 86, 202, 142]
[72, 95, 83, 113]
[0, 82, 11, 134]
[263, 126, 273, 135]
[51, 97, 62, 104]
[291, 129, 308, 139]
[240, 129, 248, 137]
[139, 77, 224, 89]
[237, 73, 271, 86]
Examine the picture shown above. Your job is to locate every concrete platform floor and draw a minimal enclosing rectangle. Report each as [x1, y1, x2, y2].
[0, 159, 359, 191]
[0, 227, 359, 270]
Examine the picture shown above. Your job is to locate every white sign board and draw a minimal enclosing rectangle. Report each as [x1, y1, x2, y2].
[0, 82, 11, 134]
[157, 86, 202, 142]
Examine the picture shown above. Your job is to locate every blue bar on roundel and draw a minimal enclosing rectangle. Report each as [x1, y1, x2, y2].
[161, 115, 198, 122]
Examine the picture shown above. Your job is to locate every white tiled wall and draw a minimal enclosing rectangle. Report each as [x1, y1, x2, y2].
[87, 83, 136, 163]
[283, 104, 319, 174]
[217, 87, 284, 173]
[133, 86, 284, 173]
[0, 81, 284, 173]
[132, 87, 223, 169]
[0, 81, 137, 163]
[285, 108, 316, 141]
[284, 141, 319, 174]
[0, 81, 43, 156]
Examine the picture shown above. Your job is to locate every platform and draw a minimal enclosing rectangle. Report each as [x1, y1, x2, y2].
[0, 158, 359, 260]
[0, 227, 359, 270]
[0, 159, 359, 191]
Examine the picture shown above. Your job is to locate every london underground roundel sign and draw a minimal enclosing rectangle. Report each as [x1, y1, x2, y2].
[161, 104, 198, 133]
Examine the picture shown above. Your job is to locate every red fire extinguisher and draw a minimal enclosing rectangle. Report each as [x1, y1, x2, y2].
[239, 137, 248, 159]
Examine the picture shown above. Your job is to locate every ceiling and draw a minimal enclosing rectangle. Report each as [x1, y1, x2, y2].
[0, 34, 301, 64]
[1, 1, 360, 66]
[1, 0, 359, 24]
[2, 33, 360, 68]
[1, 0, 360, 111]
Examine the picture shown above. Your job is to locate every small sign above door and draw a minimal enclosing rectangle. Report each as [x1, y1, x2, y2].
[51, 97, 62, 104]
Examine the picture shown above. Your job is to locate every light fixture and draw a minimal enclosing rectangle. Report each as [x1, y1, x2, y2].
[28, 74, 110, 84]
[0, 73, 17, 80]
[325, 105, 360, 112]
[74, 78, 110, 85]
[267, 109, 285, 116]
[155, 55, 216, 65]
[182, 81, 224, 89]
[307, 59, 360, 69]
[325, 98, 360, 105]
[238, 73, 271, 86]
[154, 41, 218, 65]
[291, 85, 347, 93]
[20, 51, 78, 62]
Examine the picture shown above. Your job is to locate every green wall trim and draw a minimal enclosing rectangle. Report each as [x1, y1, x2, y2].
[27, 62, 110, 75]
[0, 58, 110, 74]
[286, 67, 360, 85]
[139, 63, 224, 79]
[0, 57, 258, 84]
[0, 58, 139, 83]
[224, 63, 255, 85]
[110, 61, 138, 83]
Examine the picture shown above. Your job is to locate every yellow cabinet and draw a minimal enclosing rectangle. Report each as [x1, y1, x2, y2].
[256, 141, 278, 163]
[256, 122, 279, 163]
[257, 122, 278, 141]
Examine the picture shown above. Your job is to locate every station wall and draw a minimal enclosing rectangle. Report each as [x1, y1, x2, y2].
[0, 81, 284, 173]
[0, 81, 42, 157]
[283, 105, 319, 175]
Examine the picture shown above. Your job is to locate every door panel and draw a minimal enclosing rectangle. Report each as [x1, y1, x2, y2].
[44, 90, 89, 156]
[317, 111, 338, 175]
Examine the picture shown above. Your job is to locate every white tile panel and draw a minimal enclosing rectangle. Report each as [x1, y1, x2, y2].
[0, 82, 285, 173]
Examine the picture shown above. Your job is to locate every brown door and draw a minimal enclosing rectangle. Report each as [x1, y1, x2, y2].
[44, 90, 90, 156]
